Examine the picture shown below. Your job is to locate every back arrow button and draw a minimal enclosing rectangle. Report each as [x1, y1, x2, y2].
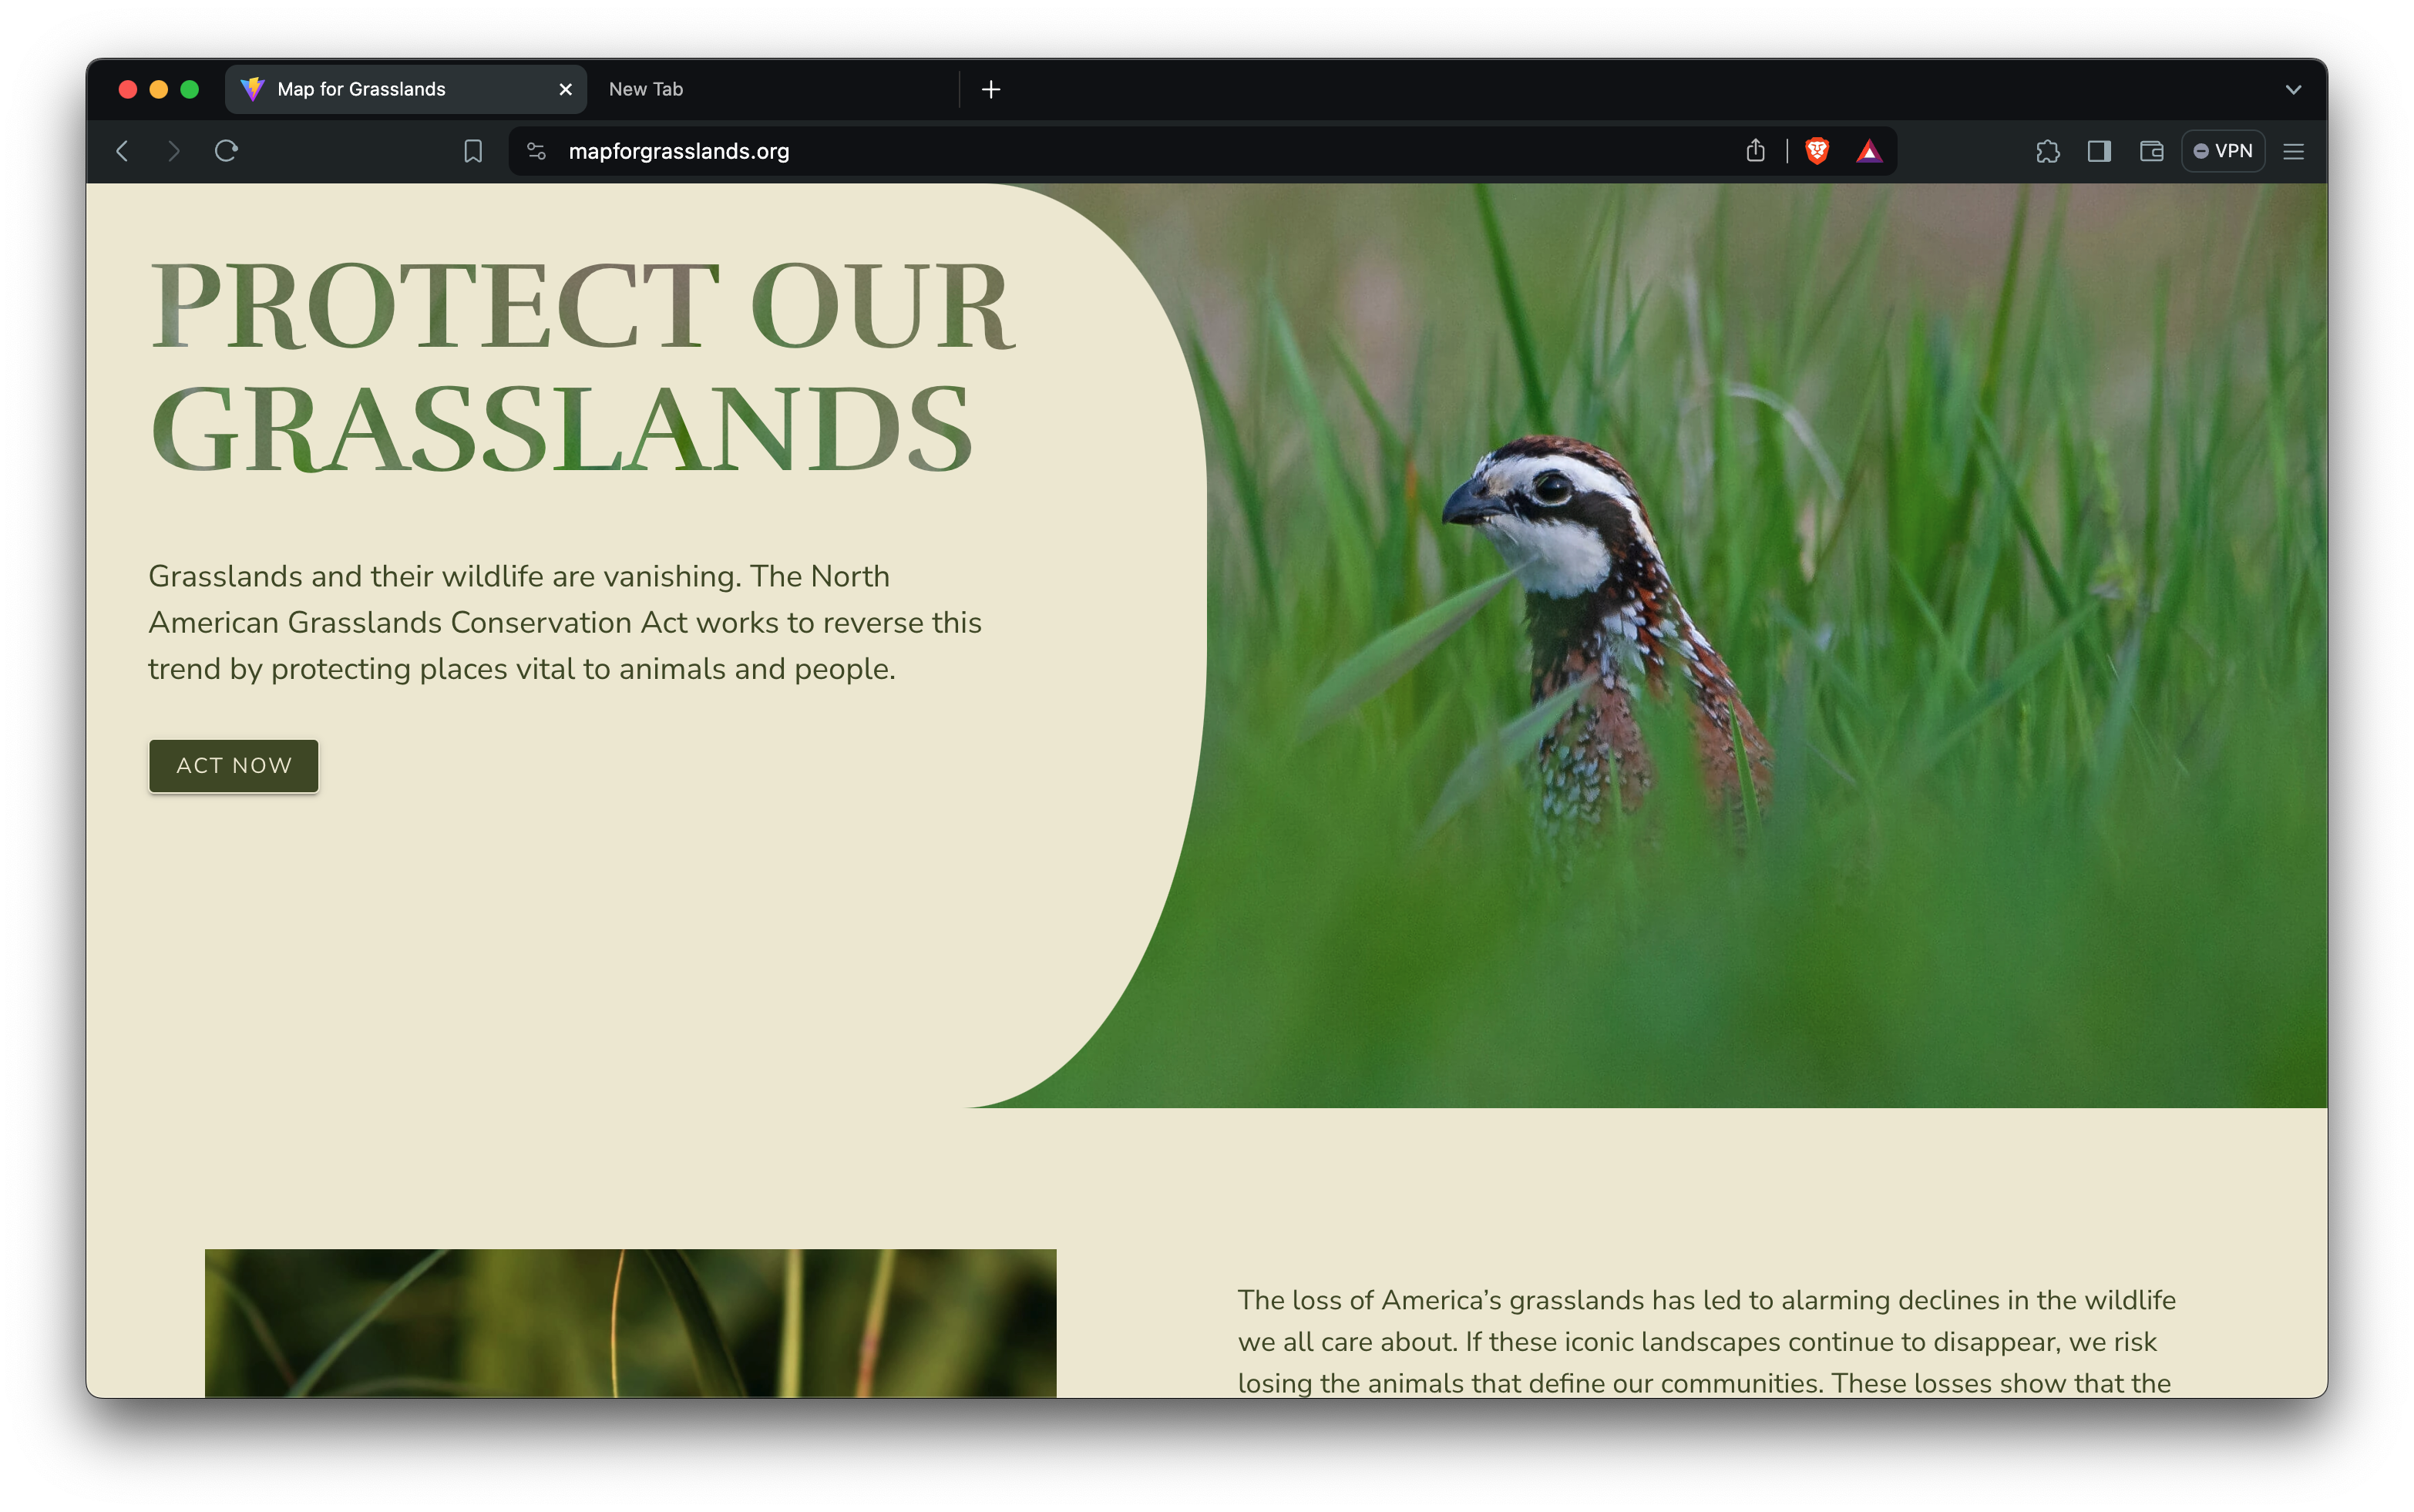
[114, 140, 127, 162]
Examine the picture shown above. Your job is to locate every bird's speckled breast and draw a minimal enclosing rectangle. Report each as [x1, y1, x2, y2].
[1525, 520, 1773, 839]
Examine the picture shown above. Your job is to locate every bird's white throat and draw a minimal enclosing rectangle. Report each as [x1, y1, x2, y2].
[1481, 514, 1613, 597]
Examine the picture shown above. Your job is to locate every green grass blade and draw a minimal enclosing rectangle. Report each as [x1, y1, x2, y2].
[1726, 381, 1844, 499]
[1940, 184, 2032, 546]
[1329, 336, 1419, 621]
[1918, 603, 2101, 770]
[644, 1249, 747, 1397]
[1976, 181, 2031, 422]
[609, 1248, 627, 1396]
[2011, 183, 2069, 425]
[1190, 338, 1279, 617]
[1731, 711, 1763, 841]
[1798, 187, 1890, 360]
[1474, 183, 1553, 435]
[1267, 294, 1377, 624]
[1945, 466, 2014, 671]
[1595, 306, 1641, 391]
[2086, 628, 2145, 820]
[1976, 415, 2075, 618]
[1420, 675, 1596, 841]
[1891, 557, 1975, 695]
[1778, 184, 1834, 371]
[1299, 570, 1517, 738]
[855, 1248, 898, 1398]
[286, 1249, 450, 1398]
[207, 1265, 294, 1388]
[777, 1248, 805, 1398]
[2143, 261, 2170, 602]
[1329, 337, 1406, 458]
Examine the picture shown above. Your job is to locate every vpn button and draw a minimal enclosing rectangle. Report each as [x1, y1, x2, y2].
[2181, 129, 2266, 173]
[150, 739, 319, 794]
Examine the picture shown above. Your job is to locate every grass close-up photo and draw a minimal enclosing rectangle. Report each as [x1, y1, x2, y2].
[204, 1250, 1057, 1398]
[1013, 180, 2326, 1109]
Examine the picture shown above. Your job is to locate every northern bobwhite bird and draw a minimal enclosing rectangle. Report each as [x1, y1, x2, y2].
[1442, 435, 1773, 838]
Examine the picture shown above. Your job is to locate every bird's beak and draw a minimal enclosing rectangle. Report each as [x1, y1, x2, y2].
[1443, 479, 1505, 525]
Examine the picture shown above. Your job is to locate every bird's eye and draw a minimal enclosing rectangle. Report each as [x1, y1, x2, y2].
[1533, 471, 1572, 504]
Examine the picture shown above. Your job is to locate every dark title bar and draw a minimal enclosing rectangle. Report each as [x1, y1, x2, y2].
[89, 57, 2328, 124]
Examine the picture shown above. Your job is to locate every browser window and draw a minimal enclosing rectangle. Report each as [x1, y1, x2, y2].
[86, 57, 2326, 1399]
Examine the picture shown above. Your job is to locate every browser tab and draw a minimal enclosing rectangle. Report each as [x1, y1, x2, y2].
[222, 62, 587, 113]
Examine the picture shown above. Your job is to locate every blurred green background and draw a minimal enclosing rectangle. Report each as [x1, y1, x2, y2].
[1011, 181, 2325, 1108]
[206, 1249, 1056, 1397]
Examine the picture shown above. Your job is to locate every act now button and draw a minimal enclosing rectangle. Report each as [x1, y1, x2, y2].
[150, 739, 319, 794]
[2181, 129, 2266, 173]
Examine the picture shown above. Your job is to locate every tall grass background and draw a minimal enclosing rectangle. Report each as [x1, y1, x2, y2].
[204, 1249, 1057, 1397]
[1013, 181, 2325, 1107]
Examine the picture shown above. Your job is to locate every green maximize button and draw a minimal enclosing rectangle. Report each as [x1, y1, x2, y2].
[150, 739, 319, 794]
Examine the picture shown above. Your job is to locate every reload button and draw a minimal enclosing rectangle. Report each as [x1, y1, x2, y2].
[2181, 129, 2266, 173]
[150, 739, 319, 794]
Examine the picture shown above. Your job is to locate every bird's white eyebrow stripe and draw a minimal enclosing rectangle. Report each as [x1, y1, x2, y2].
[1474, 448, 1669, 574]
[1478, 452, 1633, 503]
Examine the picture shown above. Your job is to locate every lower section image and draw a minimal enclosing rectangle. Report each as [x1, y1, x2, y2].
[204, 1249, 1057, 1399]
